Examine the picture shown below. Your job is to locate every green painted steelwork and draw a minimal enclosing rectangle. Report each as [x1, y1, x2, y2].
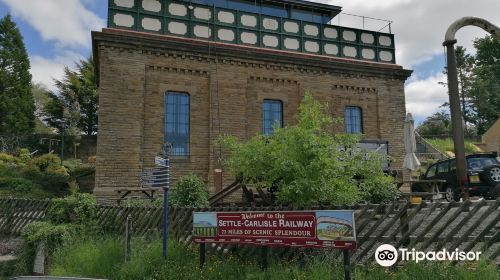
[107, 0, 396, 63]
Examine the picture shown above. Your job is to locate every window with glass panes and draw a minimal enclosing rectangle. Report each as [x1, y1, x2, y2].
[344, 106, 363, 134]
[165, 92, 189, 156]
[262, 99, 283, 135]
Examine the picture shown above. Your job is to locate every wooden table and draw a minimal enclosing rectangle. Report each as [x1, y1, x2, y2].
[397, 179, 447, 201]
[115, 187, 159, 204]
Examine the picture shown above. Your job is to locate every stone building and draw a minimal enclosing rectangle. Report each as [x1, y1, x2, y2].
[92, 0, 412, 199]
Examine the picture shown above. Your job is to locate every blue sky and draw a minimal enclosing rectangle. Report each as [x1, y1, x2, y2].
[1, 0, 498, 124]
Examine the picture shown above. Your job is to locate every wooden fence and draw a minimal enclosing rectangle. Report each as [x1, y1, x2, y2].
[1, 198, 499, 264]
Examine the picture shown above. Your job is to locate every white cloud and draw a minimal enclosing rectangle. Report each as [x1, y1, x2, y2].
[30, 51, 82, 92]
[1, 0, 104, 47]
[326, 0, 498, 67]
[405, 73, 449, 120]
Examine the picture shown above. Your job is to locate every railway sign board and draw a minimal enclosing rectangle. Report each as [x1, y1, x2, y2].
[193, 210, 356, 250]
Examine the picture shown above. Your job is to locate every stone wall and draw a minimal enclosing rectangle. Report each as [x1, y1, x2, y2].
[92, 29, 412, 199]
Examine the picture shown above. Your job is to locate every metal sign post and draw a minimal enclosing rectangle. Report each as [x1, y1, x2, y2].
[160, 143, 172, 260]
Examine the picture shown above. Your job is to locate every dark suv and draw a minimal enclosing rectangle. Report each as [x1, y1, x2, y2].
[414, 153, 500, 201]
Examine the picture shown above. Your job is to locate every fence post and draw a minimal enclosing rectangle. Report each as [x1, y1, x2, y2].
[125, 214, 132, 262]
[400, 206, 410, 246]
[199, 243, 206, 268]
[343, 250, 351, 280]
[260, 246, 268, 271]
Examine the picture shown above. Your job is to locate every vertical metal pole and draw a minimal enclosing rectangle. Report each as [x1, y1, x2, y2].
[444, 41, 469, 200]
[199, 243, 206, 268]
[162, 187, 169, 258]
[125, 214, 132, 262]
[260, 246, 268, 271]
[343, 250, 351, 280]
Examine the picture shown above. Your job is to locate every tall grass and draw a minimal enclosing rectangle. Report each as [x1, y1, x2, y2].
[48, 236, 500, 280]
[427, 138, 482, 154]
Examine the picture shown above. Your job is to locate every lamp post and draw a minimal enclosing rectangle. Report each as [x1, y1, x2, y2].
[443, 17, 500, 199]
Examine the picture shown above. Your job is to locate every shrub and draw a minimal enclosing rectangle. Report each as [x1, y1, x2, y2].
[31, 153, 68, 175]
[0, 152, 19, 164]
[0, 177, 33, 192]
[170, 174, 209, 207]
[18, 148, 31, 163]
[218, 93, 396, 206]
[45, 193, 98, 224]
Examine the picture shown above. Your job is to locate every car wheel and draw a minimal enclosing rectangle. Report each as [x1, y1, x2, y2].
[445, 186, 458, 202]
[482, 165, 500, 186]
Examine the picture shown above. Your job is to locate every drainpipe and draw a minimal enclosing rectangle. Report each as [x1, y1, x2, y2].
[443, 17, 500, 200]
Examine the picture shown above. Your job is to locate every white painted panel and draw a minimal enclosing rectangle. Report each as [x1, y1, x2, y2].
[262, 18, 279, 30]
[142, 0, 161, 12]
[168, 21, 187, 35]
[324, 43, 338, 55]
[194, 7, 211, 20]
[218, 29, 235, 41]
[193, 25, 211, 38]
[304, 41, 319, 52]
[283, 21, 299, 33]
[115, 0, 134, 8]
[343, 30, 356, 42]
[284, 38, 299, 50]
[379, 35, 392, 46]
[263, 35, 279, 47]
[304, 24, 319, 37]
[142, 18, 161, 31]
[241, 15, 257, 27]
[169, 3, 187, 17]
[114, 14, 134, 27]
[323, 27, 338, 39]
[379, 51, 393, 61]
[343, 46, 357, 57]
[362, 48, 375, 59]
[241, 32, 257, 44]
[361, 33, 374, 44]
[218, 11, 235, 24]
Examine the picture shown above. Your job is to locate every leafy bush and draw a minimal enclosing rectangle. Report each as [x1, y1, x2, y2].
[218, 93, 396, 206]
[0, 177, 33, 192]
[18, 148, 31, 163]
[0, 152, 20, 164]
[170, 174, 209, 207]
[31, 153, 68, 175]
[45, 193, 98, 224]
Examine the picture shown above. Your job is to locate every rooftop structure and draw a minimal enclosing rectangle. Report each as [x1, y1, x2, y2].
[108, 0, 396, 63]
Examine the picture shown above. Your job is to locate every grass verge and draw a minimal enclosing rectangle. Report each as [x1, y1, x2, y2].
[48, 236, 500, 280]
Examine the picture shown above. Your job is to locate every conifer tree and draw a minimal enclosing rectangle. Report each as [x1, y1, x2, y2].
[0, 14, 35, 134]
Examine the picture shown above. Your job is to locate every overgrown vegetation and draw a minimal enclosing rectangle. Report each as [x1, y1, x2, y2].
[48, 236, 500, 280]
[14, 193, 100, 275]
[218, 93, 396, 206]
[0, 149, 95, 198]
[426, 138, 482, 155]
[170, 174, 209, 207]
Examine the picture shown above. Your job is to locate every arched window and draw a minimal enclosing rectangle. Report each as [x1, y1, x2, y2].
[344, 106, 363, 134]
[262, 99, 283, 135]
[165, 92, 190, 156]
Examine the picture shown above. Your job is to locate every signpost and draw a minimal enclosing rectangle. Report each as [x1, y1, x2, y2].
[140, 143, 172, 260]
[193, 210, 356, 279]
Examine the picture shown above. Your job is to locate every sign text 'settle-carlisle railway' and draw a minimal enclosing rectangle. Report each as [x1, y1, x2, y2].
[193, 211, 356, 250]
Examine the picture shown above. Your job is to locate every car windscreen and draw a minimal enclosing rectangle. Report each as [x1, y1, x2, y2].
[467, 157, 499, 170]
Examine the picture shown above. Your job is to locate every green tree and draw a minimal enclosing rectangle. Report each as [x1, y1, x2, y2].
[44, 57, 98, 135]
[440, 46, 476, 129]
[0, 14, 35, 134]
[219, 93, 396, 206]
[469, 36, 500, 134]
[416, 111, 452, 137]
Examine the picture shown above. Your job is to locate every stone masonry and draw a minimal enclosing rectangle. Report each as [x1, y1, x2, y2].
[92, 28, 412, 199]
